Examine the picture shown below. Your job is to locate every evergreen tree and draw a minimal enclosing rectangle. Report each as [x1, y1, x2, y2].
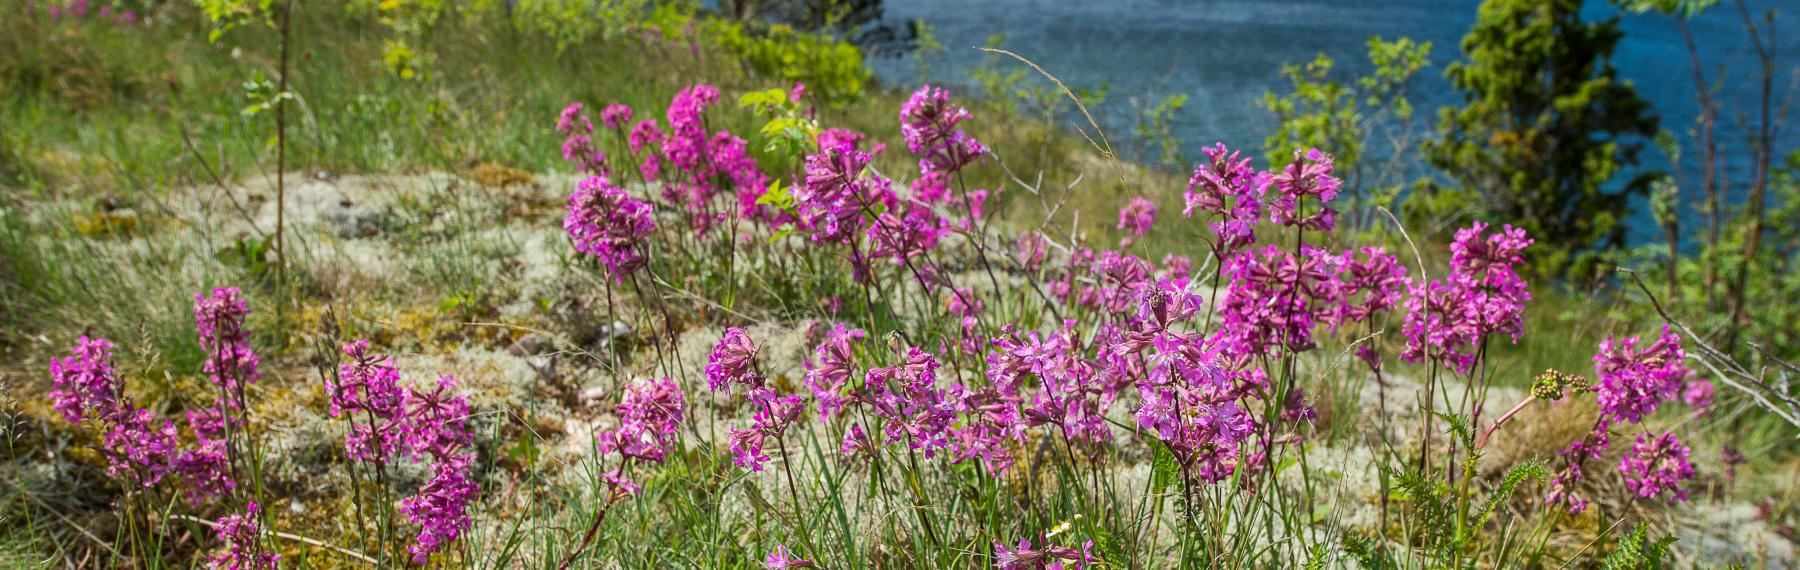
[1420, 0, 1659, 273]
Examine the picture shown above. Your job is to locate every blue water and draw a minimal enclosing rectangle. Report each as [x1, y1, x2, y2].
[865, 0, 1798, 244]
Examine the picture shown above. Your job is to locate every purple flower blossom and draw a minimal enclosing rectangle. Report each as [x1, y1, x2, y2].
[766, 545, 815, 569]
[1618, 431, 1694, 502]
[728, 387, 806, 471]
[1216, 246, 1339, 356]
[1016, 232, 1049, 272]
[565, 176, 657, 280]
[1593, 326, 1687, 424]
[400, 373, 473, 461]
[597, 377, 686, 466]
[1116, 197, 1157, 246]
[1182, 143, 1268, 255]
[1268, 148, 1340, 232]
[600, 103, 634, 130]
[174, 435, 234, 505]
[900, 85, 985, 176]
[804, 323, 865, 418]
[867, 348, 958, 457]
[1682, 377, 1714, 411]
[1332, 247, 1408, 328]
[400, 454, 478, 564]
[797, 134, 885, 244]
[103, 405, 179, 488]
[840, 424, 872, 457]
[195, 287, 261, 407]
[866, 205, 944, 263]
[1400, 223, 1533, 373]
[210, 502, 278, 570]
[993, 537, 1093, 570]
[48, 336, 122, 423]
[329, 341, 405, 464]
[706, 328, 764, 392]
[557, 103, 607, 175]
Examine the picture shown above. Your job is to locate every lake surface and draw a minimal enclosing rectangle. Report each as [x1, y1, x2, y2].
[865, 0, 1798, 244]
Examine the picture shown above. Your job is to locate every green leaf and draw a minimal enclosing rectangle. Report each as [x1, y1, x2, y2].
[1151, 442, 1178, 494]
[1092, 525, 1124, 567]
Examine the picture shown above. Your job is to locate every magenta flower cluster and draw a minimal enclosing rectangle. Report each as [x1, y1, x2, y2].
[596, 376, 686, 494]
[325, 340, 479, 563]
[1116, 197, 1157, 246]
[1400, 222, 1533, 373]
[994, 537, 1095, 570]
[48, 288, 276, 506]
[1545, 325, 1703, 514]
[35, 0, 138, 25]
[210, 502, 279, 570]
[565, 175, 657, 280]
[396, 373, 478, 563]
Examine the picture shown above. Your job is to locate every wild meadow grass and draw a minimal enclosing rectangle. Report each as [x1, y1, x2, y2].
[2, 2, 1797, 569]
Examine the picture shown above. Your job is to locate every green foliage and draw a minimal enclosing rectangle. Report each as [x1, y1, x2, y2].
[347, 0, 447, 80]
[738, 86, 820, 156]
[1263, 37, 1428, 218]
[971, 34, 1027, 116]
[1133, 92, 1188, 167]
[911, 18, 943, 85]
[508, 0, 650, 53]
[194, 0, 277, 43]
[1601, 523, 1678, 569]
[1468, 460, 1547, 536]
[1629, 150, 1800, 360]
[1418, 0, 1659, 274]
[1341, 532, 1397, 570]
[1618, 0, 1719, 19]
[710, 21, 869, 105]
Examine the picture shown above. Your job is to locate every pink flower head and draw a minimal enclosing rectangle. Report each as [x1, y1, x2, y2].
[866, 205, 944, 263]
[666, 84, 720, 137]
[401, 373, 473, 461]
[556, 103, 608, 175]
[1333, 247, 1409, 328]
[329, 341, 405, 418]
[728, 387, 806, 471]
[1182, 143, 1268, 255]
[600, 103, 634, 130]
[901, 85, 986, 176]
[867, 348, 957, 457]
[330, 341, 405, 464]
[1268, 148, 1340, 232]
[797, 135, 887, 244]
[627, 119, 665, 156]
[1593, 325, 1688, 424]
[211, 502, 279, 570]
[1116, 196, 1157, 246]
[104, 405, 179, 488]
[194, 287, 261, 399]
[174, 436, 234, 505]
[401, 454, 478, 564]
[994, 537, 1093, 569]
[565, 176, 657, 280]
[598, 377, 686, 464]
[766, 545, 815, 569]
[1618, 431, 1694, 502]
[1016, 232, 1049, 272]
[1400, 223, 1533, 373]
[706, 328, 763, 392]
[839, 424, 873, 457]
[1216, 246, 1339, 356]
[48, 336, 122, 423]
[804, 323, 865, 418]
[1681, 377, 1714, 411]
